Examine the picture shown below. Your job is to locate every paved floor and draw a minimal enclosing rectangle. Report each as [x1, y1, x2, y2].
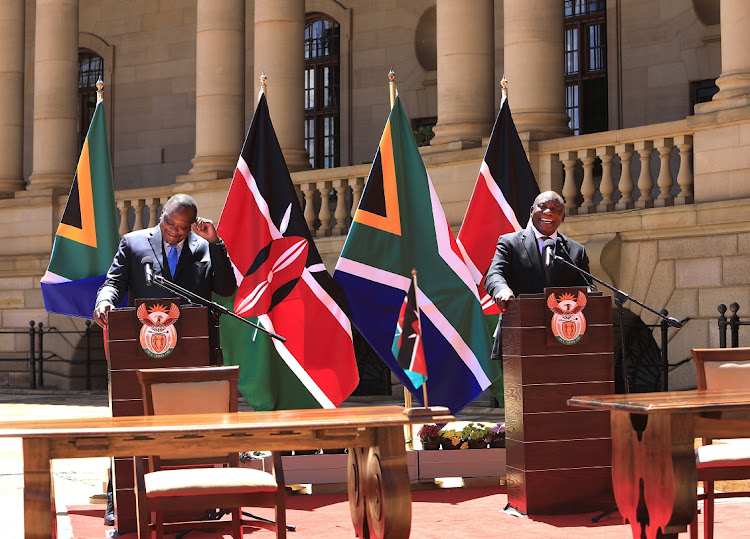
[0, 389, 504, 538]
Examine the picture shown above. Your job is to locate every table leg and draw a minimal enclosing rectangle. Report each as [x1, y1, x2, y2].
[22, 438, 55, 539]
[610, 411, 696, 539]
[348, 447, 367, 537]
[347, 427, 411, 538]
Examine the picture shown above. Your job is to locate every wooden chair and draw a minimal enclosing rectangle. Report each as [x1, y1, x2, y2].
[135, 365, 286, 539]
[689, 348, 750, 539]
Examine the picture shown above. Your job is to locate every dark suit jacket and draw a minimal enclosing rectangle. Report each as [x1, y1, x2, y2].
[95, 226, 236, 307]
[484, 225, 595, 358]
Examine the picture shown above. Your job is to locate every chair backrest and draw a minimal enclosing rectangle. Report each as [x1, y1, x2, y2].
[137, 366, 240, 416]
[136, 366, 241, 468]
[692, 348, 750, 391]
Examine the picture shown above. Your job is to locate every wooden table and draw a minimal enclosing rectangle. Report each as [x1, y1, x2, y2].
[568, 389, 750, 539]
[0, 404, 453, 539]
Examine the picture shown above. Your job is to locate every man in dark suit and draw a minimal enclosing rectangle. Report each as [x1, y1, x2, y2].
[484, 190, 595, 359]
[93, 194, 236, 525]
[93, 193, 236, 328]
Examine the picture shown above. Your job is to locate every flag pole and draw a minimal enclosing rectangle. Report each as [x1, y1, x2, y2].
[390, 68, 415, 442]
[412, 268, 429, 409]
[390, 69, 407, 416]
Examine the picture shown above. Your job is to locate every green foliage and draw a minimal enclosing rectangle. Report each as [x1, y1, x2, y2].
[461, 422, 492, 442]
[412, 125, 435, 147]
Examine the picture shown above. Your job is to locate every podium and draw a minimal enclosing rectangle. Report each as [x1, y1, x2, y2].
[502, 287, 615, 515]
[106, 299, 217, 533]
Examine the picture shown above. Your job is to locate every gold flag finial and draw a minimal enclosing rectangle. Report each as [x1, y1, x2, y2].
[259, 71, 267, 95]
[96, 78, 104, 104]
[501, 74, 508, 100]
[388, 68, 397, 108]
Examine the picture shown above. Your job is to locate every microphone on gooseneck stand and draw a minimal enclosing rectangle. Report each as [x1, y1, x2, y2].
[543, 238, 556, 269]
[557, 237, 593, 289]
[141, 256, 154, 286]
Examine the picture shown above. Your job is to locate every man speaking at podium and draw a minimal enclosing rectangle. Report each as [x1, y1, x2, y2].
[92, 193, 236, 525]
[484, 190, 595, 359]
[93, 193, 236, 329]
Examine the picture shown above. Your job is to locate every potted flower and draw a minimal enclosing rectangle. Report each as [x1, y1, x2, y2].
[461, 422, 491, 449]
[439, 428, 462, 450]
[487, 422, 506, 448]
[238, 451, 266, 469]
[417, 423, 442, 450]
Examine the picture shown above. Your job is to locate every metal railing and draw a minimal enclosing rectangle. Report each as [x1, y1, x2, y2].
[0, 320, 102, 390]
[623, 309, 690, 393]
[717, 303, 750, 348]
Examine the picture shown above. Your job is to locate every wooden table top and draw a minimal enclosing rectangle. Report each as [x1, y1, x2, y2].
[568, 389, 750, 414]
[0, 405, 454, 439]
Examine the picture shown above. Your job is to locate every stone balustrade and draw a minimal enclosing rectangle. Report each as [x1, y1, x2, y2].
[293, 164, 369, 238]
[113, 121, 695, 238]
[114, 166, 371, 238]
[537, 119, 694, 215]
[114, 186, 175, 234]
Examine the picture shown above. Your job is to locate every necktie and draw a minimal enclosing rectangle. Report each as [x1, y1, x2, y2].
[541, 236, 552, 284]
[167, 246, 179, 278]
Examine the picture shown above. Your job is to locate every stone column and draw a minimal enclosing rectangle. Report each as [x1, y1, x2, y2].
[504, 0, 569, 137]
[28, 0, 78, 190]
[254, 0, 310, 171]
[186, 0, 245, 179]
[696, 0, 750, 112]
[0, 0, 25, 193]
[430, 0, 494, 149]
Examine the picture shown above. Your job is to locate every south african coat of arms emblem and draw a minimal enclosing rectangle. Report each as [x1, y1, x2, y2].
[547, 291, 587, 345]
[137, 303, 180, 358]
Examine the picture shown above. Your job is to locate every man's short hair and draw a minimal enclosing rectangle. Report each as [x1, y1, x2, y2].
[162, 194, 198, 220]
[532, 191, 565, 209]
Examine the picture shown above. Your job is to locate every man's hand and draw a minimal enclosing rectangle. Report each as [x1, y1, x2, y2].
[93, 301, 114, 329]
[191, 217, 220, 243]
[493, 288, 515, 314]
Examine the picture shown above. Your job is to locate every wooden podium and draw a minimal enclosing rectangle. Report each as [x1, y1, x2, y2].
[106, 299, 216, 533]
[502, 287, 615, 515]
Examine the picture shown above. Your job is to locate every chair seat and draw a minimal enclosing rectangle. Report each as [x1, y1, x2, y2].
[696, 441, 750, 469]
[146, 467, 278, 497]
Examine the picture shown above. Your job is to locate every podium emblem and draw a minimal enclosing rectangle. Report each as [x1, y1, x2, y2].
[547, 291, 587, 345]
[137, 303, 180, 358]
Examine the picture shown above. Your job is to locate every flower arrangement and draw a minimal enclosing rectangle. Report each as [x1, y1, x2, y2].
[462, 422, 491, 442]
[417, 423, 441, 444]
[487, 422, 506, 447]
[459, 422, 492, 448]
[239, 450, 266, 462]
[439, 428, 462, 449]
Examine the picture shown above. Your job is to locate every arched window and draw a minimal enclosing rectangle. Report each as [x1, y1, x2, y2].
[78, 50, 104, 151]
[305, 15, 340, 169]
[564, 0, 607, 135]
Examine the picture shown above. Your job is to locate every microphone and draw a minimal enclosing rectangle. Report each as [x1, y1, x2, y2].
[141, 256, 154, 286]
[543, 238, 556, 268]
[666, 317, 683, 329]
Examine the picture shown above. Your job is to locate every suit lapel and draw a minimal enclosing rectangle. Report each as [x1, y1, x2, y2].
[521, 229, 546, 285]
[173, 233, 198, 281]
[147, 227, 166, 276]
